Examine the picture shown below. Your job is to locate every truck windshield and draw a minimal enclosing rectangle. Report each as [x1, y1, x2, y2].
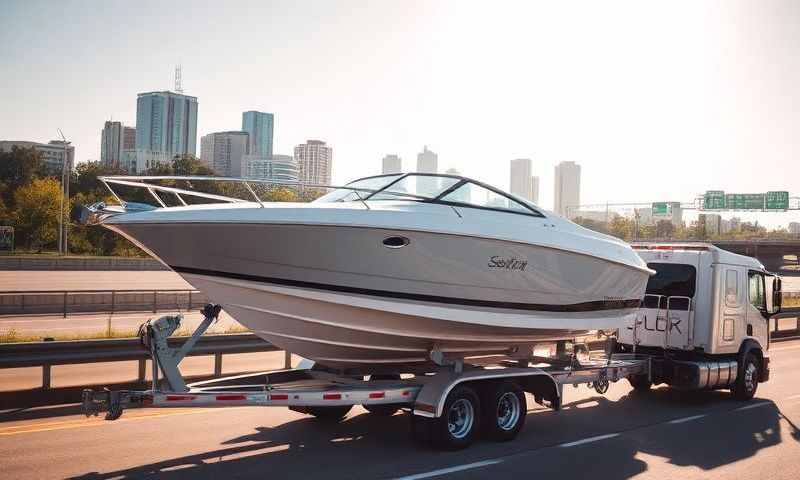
[644, 263, 696, 309]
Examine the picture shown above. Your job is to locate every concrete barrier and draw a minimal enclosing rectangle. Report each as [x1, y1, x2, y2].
[0, 256, 167, 271]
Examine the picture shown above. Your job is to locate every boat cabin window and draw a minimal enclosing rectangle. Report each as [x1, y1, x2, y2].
[315, 174, 403, 203]
[368, 174, 461, 201]
[643, 263, 696, 309]
[439, 182, 532, 214]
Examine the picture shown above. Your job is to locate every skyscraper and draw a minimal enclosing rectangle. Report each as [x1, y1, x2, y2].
[242, 111, 274, 158]
[200, 131, 249, 176]
[101, 121, 136, 169]
[554, 161, 581, 217]
[509, 158, 533, 201]
[382, 154, 402, 174]
[295, 140, 332, 185]
[416, 146, 438, 194]
[531, 176, 540, 204]
[244, 154, 298, 182]
[134, 91, 198, 172]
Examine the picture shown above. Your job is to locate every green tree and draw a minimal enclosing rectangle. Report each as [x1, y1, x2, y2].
[0, 146, 45, 206]
[12, 177, 63, 251]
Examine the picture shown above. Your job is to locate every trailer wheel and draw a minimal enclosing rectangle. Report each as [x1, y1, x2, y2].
[732, 354, 759, 400]
[304, 406, 352, 421]
[481, 381, 526, 442]
[413, 385, 480, 450]
[628, 374, 652, 392]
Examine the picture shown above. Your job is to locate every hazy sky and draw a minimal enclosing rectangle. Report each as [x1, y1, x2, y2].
[2, 0, 799, 225]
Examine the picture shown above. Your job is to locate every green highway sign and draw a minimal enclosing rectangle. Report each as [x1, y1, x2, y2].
[652, 202, 669, 216]
[725, 193, 765, 210]
[703, 191, 725, 210]
[766, 191, 789, 210]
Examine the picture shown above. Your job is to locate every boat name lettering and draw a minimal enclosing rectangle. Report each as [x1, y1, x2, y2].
[488, 256, 528, 271]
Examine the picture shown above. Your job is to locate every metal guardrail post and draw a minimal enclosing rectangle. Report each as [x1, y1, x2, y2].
[152, 290, 157, 313]
[42, 364, 51, 389]
[188, 291, 192, 311]
[138, 359, 146, 382]
[63, 292, 68, 318]
[214, 353, 222, 377]
[111, 291, 115, 314]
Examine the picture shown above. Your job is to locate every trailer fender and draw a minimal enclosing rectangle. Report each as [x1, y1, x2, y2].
[412, 367, 559, 418]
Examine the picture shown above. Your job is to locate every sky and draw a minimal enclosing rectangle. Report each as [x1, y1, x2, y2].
[1, 0, 799, 226]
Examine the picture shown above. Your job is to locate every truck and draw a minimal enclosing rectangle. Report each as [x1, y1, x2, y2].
[82, 243, 782, 450]
[618, 243, 782, 399]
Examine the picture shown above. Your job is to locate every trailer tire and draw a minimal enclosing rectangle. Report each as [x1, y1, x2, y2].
[480, 381, 526, 442]
[413, 385, 480, 450]
[628, 374, 652, 392]
[304, 406, 352, 421]
[732, 353, 759, 401]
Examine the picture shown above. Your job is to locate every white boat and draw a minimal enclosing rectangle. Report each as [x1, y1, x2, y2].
[83, 173, 653, 371]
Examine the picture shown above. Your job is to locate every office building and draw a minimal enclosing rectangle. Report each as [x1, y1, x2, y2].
[416, 146, 439, 194]
[0, 140, 74, 173]
[531, 176, 540, 204]
[242, 111, 274, 158]
[445, 167, 461, 175]
[698, 213, 722, 236]
[554, 161, 581, 217]
[382, 154, 402, 174]
[295, 140, 332, 185]
[510, 159, 533, 201]
[789, 222, 800, 235]
[200, 131, 249, 177]
[244, 154, 298, 182]
[134, 91, 198, 172]
[100, 121, 136, 169]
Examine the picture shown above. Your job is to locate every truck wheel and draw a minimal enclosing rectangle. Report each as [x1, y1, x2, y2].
[303, 405, 352, 421]
[628, 374, 652, 392]
[413, 385, 480, 450]
[481, 381, 526, 442]
[732, 354, 759, 400]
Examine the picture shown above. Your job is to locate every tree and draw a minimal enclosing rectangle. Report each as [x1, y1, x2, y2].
[0, 146, 44, 206]
[12, 177, 62, 251]
[655, 220, 675, 239]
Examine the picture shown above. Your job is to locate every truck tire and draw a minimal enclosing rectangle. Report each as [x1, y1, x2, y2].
[302, 405, 352, 421]
[480, 381, 526, 442]
[412, 385, 480, 450]
[732, 353, 759, 400]
[628, 374, 652, 392]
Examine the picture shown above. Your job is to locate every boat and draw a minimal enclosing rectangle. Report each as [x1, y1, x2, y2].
[81, 173, 654, 371]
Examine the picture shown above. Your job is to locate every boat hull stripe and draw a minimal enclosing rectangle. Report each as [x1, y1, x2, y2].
[171, 265, 641, 313]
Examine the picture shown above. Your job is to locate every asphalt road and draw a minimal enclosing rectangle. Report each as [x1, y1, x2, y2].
[0, 340, 798, 480]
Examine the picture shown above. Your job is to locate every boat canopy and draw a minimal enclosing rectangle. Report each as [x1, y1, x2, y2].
[315, 173, 544, 217]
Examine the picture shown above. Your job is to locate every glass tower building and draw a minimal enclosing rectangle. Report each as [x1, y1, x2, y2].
[135, 91, 198, 171]
[242, 111, 274, 158]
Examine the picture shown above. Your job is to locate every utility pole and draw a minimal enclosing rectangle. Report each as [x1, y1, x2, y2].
[58, 129, 69, 255]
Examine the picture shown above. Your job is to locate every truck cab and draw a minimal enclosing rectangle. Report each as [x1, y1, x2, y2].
[617, 243, 782, 399]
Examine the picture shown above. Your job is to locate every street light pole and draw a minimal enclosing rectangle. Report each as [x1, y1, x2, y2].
[57, 129, 69, 255]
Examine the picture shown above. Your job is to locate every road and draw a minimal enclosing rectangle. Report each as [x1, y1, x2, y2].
[0, 340, 798, 480]
[0, 270, 192, 291]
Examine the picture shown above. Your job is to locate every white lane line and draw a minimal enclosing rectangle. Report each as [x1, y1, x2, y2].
[667, 414, 707, 424]
[784, 394, 800, 401]
[734, 401, 771, 412]
[559, 433, 620, 447]
[770, 344, 800, 352]
[394, 459, 503, 480]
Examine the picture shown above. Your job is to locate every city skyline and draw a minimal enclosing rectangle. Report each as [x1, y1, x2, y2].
[2, 1, 800, 226]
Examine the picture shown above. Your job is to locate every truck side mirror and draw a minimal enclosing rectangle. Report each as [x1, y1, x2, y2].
[765, 275, 781, 315]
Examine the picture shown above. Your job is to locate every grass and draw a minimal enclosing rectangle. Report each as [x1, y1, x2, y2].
[0, 324, 251, 344]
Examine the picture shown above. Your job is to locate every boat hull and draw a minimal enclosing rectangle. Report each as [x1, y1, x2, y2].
[107, 221, 648, 369]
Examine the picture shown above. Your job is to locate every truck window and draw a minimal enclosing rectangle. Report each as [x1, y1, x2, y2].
[643, 263, 696, 309]
[748, 271, 765, 311]
[725, 270, 739, 307]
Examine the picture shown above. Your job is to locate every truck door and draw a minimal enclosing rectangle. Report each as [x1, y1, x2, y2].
[746, 271, 769, 342]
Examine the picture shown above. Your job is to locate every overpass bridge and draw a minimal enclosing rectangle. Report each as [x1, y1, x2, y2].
[656, 239, 800, 275]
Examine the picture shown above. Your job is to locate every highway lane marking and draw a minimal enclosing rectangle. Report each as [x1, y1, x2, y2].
[558, 432, 620, 447]
[733, 401, 771, 412]
[667, 414, 707, 424]
[0, 408, 226, 436]
[770, 344, 800, 352]
[393, 459, 504, 480]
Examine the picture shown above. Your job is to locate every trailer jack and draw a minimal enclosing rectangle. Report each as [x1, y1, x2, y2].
[82, 304, 222, 420]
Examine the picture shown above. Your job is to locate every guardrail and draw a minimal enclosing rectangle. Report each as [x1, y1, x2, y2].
[0, 289, 208, 317]
[0, 333, 281, 389]
[771, 309, 800, 340]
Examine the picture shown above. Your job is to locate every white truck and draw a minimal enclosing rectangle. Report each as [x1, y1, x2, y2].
[82, 242, 782, 450]
[618, 243, 782, 399]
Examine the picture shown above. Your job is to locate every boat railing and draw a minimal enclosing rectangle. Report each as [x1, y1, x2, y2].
[96, 175, 427, 210]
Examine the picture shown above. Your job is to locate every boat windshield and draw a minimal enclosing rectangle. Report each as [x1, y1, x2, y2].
[314, 173, 543, 217]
